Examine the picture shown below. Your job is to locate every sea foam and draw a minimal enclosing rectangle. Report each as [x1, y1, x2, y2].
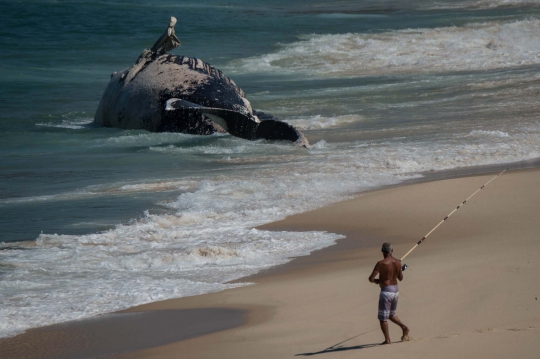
[230, 19, 540, 77]
[287, 115, 364, 130]
[422, 0, 540, 10]
[2, 117, 539, 338]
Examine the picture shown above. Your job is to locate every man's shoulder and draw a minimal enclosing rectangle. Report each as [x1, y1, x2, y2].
[378, 258, 391, 267]
[391, 257, 402, 268]
[380, 256, 401, 266]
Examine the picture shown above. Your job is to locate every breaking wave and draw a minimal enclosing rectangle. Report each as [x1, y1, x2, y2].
[230, 19, 540, 77]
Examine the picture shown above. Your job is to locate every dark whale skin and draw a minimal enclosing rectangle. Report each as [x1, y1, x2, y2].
[94, 49, 309, 146]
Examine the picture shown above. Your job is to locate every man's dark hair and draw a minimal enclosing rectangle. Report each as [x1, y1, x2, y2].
[382, 242, 393, 254]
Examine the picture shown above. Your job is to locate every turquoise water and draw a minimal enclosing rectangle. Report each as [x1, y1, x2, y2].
[1, 0, 540, 337]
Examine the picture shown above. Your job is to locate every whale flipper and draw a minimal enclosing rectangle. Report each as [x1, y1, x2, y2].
[165, 99, 258, 139]
[256, 119, 304, 143]
[164, 99, 309, 147]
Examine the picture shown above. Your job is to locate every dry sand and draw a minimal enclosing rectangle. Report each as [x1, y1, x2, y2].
[2, 168, 539, 359]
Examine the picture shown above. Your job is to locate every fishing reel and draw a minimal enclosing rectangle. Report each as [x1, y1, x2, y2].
[402, 263, 408, 271]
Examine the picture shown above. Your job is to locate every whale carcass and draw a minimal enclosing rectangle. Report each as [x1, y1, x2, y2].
[94, 17, 308, 146]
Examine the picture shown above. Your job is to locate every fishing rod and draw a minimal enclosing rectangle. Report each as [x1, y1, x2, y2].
[312, 172, 505, 352]
[400, 168, 507, 271]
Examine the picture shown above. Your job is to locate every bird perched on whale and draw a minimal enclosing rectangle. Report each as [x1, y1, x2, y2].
[94, 17, 309, 147]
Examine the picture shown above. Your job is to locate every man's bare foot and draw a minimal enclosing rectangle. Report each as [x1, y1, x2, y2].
[380, 340, 392, 345]
[401, 327, 410, 342]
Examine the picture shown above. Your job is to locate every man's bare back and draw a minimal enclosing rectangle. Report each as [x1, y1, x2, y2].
[372, 256, 403, 288]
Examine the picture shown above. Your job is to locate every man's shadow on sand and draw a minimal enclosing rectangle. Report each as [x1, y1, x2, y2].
[295, 343, 380, 356]
[295, 330, 382, 356]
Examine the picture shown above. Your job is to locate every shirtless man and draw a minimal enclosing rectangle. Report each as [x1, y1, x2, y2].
[368, 242, 410, 344]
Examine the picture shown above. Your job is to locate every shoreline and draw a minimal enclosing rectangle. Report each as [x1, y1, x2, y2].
[2, 164, 540, 358]
[242, 160, 539, 282]
[115, 166, 540, 359]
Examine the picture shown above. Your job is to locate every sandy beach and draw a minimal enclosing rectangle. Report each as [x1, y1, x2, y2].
[4, 0, 540, 357]
[2, 168, 539, 359]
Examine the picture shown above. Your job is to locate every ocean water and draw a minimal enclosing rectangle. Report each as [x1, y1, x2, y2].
[1, 0, 540, 338]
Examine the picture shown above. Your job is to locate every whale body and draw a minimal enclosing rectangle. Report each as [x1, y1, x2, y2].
[94, 17, 308, 146]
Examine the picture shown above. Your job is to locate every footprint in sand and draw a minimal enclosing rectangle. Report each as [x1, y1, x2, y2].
[401, 336, 418, 342]
[435, 333, 461, 339]
[507, 326, 535, 331]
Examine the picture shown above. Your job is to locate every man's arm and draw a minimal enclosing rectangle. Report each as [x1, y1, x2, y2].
[369, 263, 380, 284]
[396, 260, 403, 281]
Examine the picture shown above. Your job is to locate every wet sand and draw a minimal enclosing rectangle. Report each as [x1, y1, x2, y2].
[0, 309, 246, 359]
